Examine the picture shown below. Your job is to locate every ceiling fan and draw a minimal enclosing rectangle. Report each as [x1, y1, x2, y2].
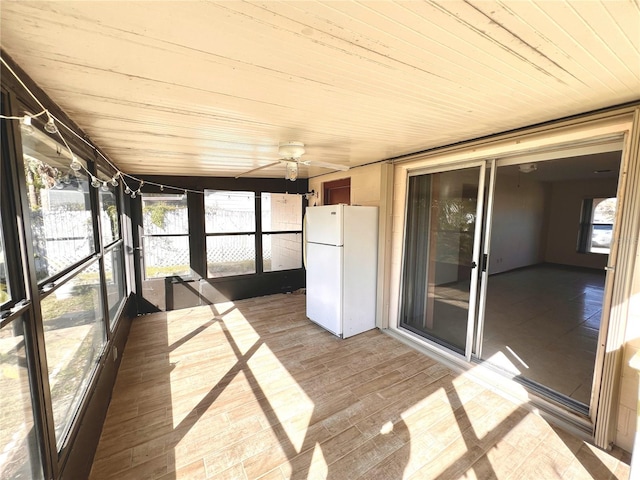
[235, 141, 350, 180]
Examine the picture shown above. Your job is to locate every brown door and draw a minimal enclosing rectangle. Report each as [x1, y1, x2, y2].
[323, 178, 350, 205]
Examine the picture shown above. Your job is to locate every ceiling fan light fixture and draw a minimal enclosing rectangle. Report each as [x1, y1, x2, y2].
[285, 162, 298, 181]
[278, 141, 305, 159]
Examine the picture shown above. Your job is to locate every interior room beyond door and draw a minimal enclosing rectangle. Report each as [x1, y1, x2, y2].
[479, 151, 622, 410]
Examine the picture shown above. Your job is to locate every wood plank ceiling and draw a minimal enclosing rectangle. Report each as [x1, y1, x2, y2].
[1, 1, 639, 179]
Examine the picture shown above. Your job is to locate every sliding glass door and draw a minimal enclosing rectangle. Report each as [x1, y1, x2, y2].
[399, 163, 486, 359]
[399, 147, 623, 416]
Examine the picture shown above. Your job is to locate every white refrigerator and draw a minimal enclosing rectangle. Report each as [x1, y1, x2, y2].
[305, 205, 378, 338]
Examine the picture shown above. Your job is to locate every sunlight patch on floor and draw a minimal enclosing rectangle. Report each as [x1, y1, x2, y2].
[505, 346, 529, 369]
[451, 372, 522, 437]
[168, 336, 240, 428]
[485, 350, 523, 375]
[310, 443, 328, 479]
[400, 387, 463, 476]
[219, 305, 261, 356]
[248, 343, 314, 452]
[380, 420, 394, 435]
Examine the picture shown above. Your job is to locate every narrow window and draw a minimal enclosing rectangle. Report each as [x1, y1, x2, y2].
[141, 193, 190, 278]
[98, 171, 120, 247]
[0, 315, 44, 478]
[261, 193, 302, 272]
[205, 190, 256, 278]
[578, 197, 616, 254]
[98, 170, 126, 327]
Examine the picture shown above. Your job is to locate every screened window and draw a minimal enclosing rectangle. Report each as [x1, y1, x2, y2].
[205, 190, 256, 277]
[205, 190, 255, 233]
[6, 98, 127, 472]
[261, 193, 302, 272]
[0, 315, 44, 479]
[41, 261, 105, 448]
[0, 217, 9, 305]
[21, 130, 95, 282]
[578, 197, 616, 255]
[98, 176, 120, 247]
[141, 193, 190, 279]
[98, 171, 125, 328]
[104, 243, 126, 328]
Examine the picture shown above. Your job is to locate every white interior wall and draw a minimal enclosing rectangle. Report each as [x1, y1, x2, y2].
[544, 178, 618, 270]
[489, 173, 549, 274]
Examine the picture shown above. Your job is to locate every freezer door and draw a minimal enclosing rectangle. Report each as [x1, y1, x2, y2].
[306, 242, 342, 336]
[305, 205, 343, 246]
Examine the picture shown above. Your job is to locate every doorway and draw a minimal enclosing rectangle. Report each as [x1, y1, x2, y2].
[323, 178, 351, 205]
[398, 146, 623, 415]
[478, 151, 621, 411]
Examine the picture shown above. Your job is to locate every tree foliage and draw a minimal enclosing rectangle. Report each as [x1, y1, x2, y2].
[143, 202, 178, 229]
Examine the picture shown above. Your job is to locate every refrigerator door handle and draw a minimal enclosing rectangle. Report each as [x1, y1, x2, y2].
[303, 212, 308, 269]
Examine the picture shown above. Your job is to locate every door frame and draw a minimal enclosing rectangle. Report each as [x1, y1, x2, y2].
[473, 158, 496, 360]
[475, 146, 624, 421]
[323, 177, 351, 205]
[387, 107, 639, 448]
[399, 160, 487, 361]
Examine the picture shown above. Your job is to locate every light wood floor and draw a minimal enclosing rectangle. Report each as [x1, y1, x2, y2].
[89, 293, 630, 479]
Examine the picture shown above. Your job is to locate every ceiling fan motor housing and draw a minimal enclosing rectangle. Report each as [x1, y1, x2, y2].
[278, 141, 306, 159]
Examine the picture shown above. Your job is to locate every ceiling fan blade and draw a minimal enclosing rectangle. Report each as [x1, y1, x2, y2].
[305, 160, 350, 171]
[234, 161, 282, 179]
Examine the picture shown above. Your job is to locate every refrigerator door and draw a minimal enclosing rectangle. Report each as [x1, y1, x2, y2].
[306, 242, 342, 336]
[342, 206, 378, 338]
[305, 205, 343, 246]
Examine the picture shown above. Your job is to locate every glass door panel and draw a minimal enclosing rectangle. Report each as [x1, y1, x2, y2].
[478, 152, 622, 410]
[399, 165, 484, 357]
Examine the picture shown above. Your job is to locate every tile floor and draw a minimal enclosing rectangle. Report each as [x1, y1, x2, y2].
[402, 263, 603, 405]
[89, 292, 629, 479]
[481, 265, 606, 404]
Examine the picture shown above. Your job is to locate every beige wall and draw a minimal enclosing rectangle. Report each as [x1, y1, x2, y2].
[308, 163, 394, 328]
[490, 173, 549, 274]
[616, 238, 640, 451]
[308, 164, 384, 207]
[544, 178, 618, 270]
[614, 149, 640, 451]
[618, 284, 640, 451]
